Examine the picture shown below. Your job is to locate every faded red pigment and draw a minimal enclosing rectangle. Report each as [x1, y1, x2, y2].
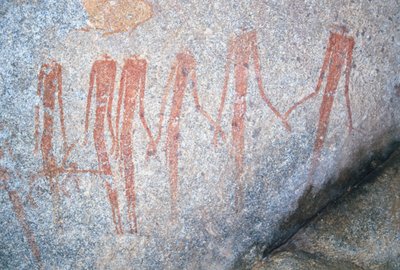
[31, 62, 102, 223]
[284, 29, 355, 188]
[0, 143, 43, 269]
[213, 31, 290, 211]
[114, 56, 155, 233]
[35, 62, 66, 227]
[149, 52, 219, 217]
[26, 28, 356, 233]
[85, 55, 123, 234]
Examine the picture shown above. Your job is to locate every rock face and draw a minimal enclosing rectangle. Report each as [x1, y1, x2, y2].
[255, 148, 400, 270]
[0, 0, 399, 269]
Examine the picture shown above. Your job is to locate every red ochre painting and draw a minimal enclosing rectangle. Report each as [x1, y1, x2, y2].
[31, 62, 101, 230]
[147, 51, 219, 218]
[25, 28, 355, 234]
[0, 140, 43, 269]
[284, 27, 355, 190]
[114, 56, 155, 233]
[212, 30, 291, 211]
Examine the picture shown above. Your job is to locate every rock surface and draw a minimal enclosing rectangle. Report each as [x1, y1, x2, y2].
[255, 147, 400, 270]
[0, 0, 399, 269]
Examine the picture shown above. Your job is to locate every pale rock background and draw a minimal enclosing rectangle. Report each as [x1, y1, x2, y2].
[0, 0, 399, 269]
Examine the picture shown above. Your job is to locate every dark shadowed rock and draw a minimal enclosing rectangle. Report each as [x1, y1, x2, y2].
[255, 148, 400, 270]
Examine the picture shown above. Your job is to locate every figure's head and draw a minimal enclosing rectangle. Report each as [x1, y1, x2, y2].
[102, 53, 111, 60]
[330, 24, 349, 35]
[128, 55, 147, 69]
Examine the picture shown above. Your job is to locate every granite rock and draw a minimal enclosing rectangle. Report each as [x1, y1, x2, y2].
[0, 0, 399, 269]
[255, 147, 400, 270]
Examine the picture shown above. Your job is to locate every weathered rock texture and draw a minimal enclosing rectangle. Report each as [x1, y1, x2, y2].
[0, 0, 399, 269]
[255, 147, 400, 270]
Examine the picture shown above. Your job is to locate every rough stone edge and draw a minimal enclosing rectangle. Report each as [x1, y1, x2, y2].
[233, 128, 400, 269]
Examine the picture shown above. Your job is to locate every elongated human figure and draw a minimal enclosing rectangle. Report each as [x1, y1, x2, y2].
[35, 61, 66, 227]
[0, 135, 43, 269]
[85, 55, 123, 234]
[284, 27, 355, 189]
[113, 56, 155, 233]
[148, 52, 219, 217]
[213, 31, 290, 211]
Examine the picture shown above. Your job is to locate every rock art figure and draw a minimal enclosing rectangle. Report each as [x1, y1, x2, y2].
[213, 31, 290, 211]
[82, 0, 153, 35]
[32, 62, 100, 226]
[34, 61, 66, 227]
[148, 51, 219, 217]
[84, 55, 123, 234]
[0, 136, 42, 269]
[113, 56, 155, 233]
[284, 26, 355, 189]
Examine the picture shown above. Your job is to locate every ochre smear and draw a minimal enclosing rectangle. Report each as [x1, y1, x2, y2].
[35, 62, 66, 228]
[85, 55, 123, 234]
[0, 144, 43, 269]
[114, 56, 154, 233]
[149, 52, 219, 218]
[284, 29, 355, 189]
[213, 31, 290, 212]
[82, 0, 153, 34]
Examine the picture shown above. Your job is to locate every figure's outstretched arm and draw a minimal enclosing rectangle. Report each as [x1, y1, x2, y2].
[139, 63, 156, 147]
[344, 38, 355, 132]
[284, 34, 334, 120]
[250, 34, 291, 131]
[113, 65, 126, 156]
[107, 64, 116, 145]
[56, 64, 67, 152]
[148, 60, 177, 156]
[84, 64, 96, 144]
[35, 65, 46, 153]
[191, 67, 227, 142]
[213, 37, 234, 145]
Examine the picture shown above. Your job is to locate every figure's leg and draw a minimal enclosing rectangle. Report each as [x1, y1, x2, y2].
[232, 103, 246, 212]
[104, 181, 123, 234]
[166, 125, 180, 218]
[8, 190, 43, 268]
[307, 95, 334, 188]
[94, 129, 123, 234]
[121, 134, 138, 233]
[41, 114, 62, 228]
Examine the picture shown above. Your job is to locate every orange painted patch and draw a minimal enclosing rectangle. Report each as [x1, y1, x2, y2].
[82, 0, 153, 34]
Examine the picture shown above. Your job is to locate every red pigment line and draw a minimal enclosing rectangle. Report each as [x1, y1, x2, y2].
[36, 62, 66, 227]
[213, 31, 290, 211]
[0, 144, 42, 268]
[283, 29, 355, 188]
[85, 55, 123, 234]
[306, 31, 355, 187]
[114, 55, 153, 233]
[8, 190, 43, 268]
[165, 53, 191, 217]
[148, 51, 221, 217]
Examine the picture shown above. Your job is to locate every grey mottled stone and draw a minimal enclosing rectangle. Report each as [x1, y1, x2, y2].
[255, 148, 400, 270]
[0, 0, 399, 269]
